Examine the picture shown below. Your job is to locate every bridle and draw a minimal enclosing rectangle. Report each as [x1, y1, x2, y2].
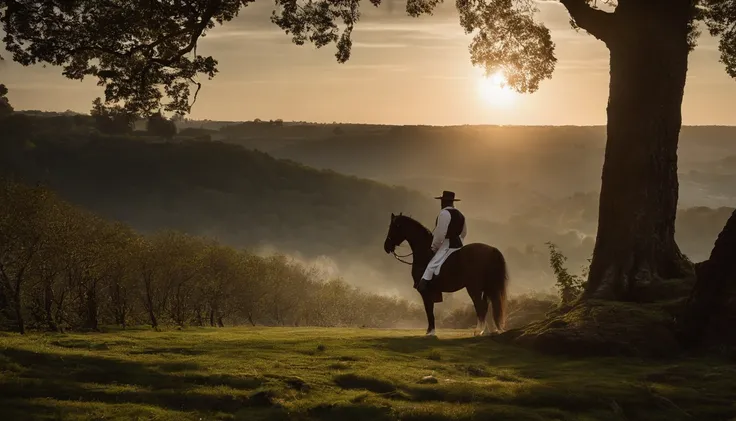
[392, 249, 413, 265]
[387, 233, 413, 265]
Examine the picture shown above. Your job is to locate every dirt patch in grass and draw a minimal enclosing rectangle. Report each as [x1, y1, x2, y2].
[334, 373, 397, 393]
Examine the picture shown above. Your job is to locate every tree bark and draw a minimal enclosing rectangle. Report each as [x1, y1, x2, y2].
[44, 281, 58, 332]
[143, 276, 158, 328]
[84, 287, 99, 331]
[148, 307, 158, 329]
[111, 282, 128, 328]
[195, 307, 204, 326]
[677, 210, 736, 347]
[14, 286, 24, 334]
[0, 284, 9, 326]
[584, 5, 693, 301]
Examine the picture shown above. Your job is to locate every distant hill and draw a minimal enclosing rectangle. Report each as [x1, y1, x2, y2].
[212, 124, 736, 220]
[0, 135, 430, 257]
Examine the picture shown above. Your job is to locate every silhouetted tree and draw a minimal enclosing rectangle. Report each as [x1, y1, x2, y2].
[0, 83, 13, 117]
[146, 113, 177, 139]
[90, 98, 134, 135]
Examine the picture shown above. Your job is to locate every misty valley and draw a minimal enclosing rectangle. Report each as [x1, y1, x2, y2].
[1, 113, 734, 327]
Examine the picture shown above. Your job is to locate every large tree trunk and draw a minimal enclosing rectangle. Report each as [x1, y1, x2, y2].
[677, 210, 736, 347]
[584, 5, 693, 301]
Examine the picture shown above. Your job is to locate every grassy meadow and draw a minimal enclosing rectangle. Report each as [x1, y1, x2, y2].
[1, 328, 735, 421]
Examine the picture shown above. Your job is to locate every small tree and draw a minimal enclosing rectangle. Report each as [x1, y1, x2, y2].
[90, 98, 134, 135]
[0, 181, 62, 334]
[546, 242, 587, 305]
[146, 112, 177, 140]
[0, 84, 13, 118]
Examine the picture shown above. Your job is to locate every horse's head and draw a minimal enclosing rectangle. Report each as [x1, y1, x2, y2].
[383, 213, 406, 254]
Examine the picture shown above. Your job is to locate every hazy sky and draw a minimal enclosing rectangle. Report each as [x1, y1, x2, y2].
[2, 1, 735, 125]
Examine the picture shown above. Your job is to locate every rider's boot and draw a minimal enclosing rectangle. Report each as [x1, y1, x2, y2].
[416, 277, 431, 292]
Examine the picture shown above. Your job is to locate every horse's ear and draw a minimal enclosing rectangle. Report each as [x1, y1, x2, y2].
[391, 212, 395, 219]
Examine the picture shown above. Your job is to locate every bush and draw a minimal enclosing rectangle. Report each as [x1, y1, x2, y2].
[546, 242, 588, 304]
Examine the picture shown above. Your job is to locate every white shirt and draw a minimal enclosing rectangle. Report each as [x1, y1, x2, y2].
[431, 207, 467, 252]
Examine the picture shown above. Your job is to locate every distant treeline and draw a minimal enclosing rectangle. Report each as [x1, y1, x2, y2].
[0, 179, 427, 334]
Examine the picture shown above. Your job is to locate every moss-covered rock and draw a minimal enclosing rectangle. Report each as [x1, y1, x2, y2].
[499, 300, 681, 358]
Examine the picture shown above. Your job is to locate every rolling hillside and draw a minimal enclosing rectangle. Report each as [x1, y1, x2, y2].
[217, 123, 736, 220]
[1, 133, 429, 255]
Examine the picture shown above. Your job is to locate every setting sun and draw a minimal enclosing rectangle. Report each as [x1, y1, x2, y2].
[477, 71, 517, 108]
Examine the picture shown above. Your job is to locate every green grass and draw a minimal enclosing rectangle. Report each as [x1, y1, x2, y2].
[1, 327, 735, 420]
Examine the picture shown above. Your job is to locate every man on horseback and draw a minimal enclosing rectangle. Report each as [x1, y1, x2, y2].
[416, 191, 467, 292]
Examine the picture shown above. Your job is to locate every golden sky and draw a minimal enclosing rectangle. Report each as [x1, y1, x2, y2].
[2, 1, 735, 125]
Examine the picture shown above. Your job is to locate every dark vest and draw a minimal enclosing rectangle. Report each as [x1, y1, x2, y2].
[435, 208, 465, 248]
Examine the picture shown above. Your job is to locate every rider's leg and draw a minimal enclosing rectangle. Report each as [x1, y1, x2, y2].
[416, 276, 431, 292]
[417, 262, 436, 292]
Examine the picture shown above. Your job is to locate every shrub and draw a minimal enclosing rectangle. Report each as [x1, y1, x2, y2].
[545, 242, 588, 304]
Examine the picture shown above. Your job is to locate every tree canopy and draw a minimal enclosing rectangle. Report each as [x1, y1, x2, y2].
[2, 1, 734, 116]
[0, 0, 555, 115]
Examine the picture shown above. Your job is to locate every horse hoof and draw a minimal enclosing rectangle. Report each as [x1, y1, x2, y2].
[480, 329, 493, 337]
[426, 330, 436, 337]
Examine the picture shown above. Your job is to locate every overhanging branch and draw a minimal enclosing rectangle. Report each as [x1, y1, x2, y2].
[560, 0, 617, 43]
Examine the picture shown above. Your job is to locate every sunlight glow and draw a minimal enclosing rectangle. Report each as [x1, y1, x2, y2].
[477, 71, 517, 108]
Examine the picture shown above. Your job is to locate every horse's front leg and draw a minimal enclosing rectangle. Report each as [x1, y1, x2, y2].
[421, 293, 436, 336]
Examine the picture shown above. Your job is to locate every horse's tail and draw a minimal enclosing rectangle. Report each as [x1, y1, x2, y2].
[485, 248, 508, 331]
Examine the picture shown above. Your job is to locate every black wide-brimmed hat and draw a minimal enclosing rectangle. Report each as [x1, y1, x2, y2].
[434, 191, 461, 202]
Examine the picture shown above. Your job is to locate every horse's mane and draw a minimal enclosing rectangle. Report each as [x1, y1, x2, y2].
[396, 214, 432, 239]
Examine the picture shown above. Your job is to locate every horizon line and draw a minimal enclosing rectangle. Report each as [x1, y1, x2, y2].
[15, 110, 736, 128]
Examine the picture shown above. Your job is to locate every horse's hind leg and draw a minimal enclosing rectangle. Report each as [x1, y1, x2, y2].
[469, 291, 490, 336]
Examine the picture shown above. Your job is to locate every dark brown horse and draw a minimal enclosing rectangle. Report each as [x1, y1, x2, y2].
[383, 213, 509, 336]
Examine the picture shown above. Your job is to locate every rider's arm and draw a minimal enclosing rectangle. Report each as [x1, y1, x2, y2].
[460, 218, 467, 240]
[431, 210, 450, 252]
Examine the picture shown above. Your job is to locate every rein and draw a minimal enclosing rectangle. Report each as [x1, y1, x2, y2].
[391, 250, 413, 265]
